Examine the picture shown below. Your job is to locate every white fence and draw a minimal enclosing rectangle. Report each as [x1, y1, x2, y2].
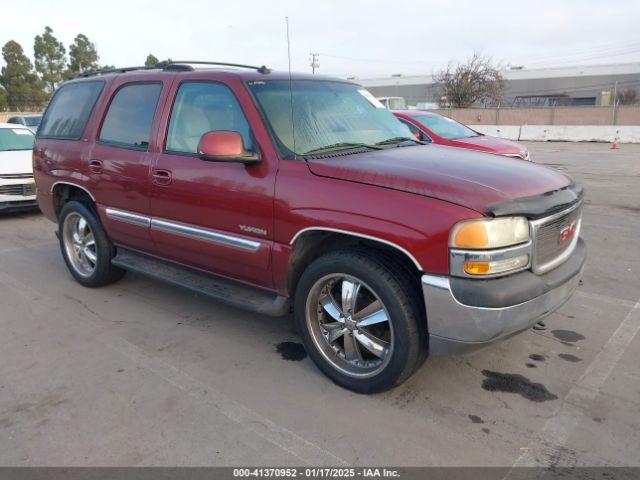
[471, 125, 640, 143]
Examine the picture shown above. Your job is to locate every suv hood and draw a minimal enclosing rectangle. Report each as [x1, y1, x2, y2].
[0, 149, 33, 176]
[306, 144, 570, 214]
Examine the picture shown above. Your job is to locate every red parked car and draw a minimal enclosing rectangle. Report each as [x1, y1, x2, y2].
[393, 110, 531, 161]
[34, 61, 584, 392]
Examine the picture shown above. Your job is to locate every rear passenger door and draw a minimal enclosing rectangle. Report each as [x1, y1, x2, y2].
[149, 79, 276, 287]
[89, 80, 164, 253]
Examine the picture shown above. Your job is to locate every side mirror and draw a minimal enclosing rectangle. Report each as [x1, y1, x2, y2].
[197, 131, 260, 164]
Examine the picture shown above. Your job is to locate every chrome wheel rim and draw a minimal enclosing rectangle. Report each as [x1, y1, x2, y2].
[62, 212, 97, 278]
[306, 274, 394, 378]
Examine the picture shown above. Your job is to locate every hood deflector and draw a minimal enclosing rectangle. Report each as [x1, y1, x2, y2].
[487, 183, 584, 219]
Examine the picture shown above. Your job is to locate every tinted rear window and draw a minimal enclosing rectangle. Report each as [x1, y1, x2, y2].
[99, 83, 162, 150]
[38, 81, 104, 139]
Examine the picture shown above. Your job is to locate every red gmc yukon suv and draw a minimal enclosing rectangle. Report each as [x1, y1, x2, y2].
[34, 62, 586, 393]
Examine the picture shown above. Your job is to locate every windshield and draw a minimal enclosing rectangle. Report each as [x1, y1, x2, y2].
[248, 80, 412, 157]
[414, 114, 478, 139]
[0, 128, 35, 151]
[24, 116, 42, 127]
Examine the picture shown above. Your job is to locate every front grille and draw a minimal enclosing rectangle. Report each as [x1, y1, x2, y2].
[532, 203, 582, 274]
[0, 184, 36, 196]
[0, 173, 33, 180]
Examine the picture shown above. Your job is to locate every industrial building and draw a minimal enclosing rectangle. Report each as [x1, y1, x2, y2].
[356, 62, 640, 108]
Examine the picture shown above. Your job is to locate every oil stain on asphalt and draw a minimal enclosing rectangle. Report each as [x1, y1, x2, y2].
[468, 414, 484, 424]
[558, 353, 582, 362]
[481, 370, 558, 402]
[551, 330, 585, 343]
[276, 342, 307, 361]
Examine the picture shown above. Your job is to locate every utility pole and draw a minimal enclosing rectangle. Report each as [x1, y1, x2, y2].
[612, 80, 618, 125]
[309, 52, 319, 74]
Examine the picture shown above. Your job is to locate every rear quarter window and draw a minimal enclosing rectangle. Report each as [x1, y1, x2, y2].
[38, 81, 105, 140]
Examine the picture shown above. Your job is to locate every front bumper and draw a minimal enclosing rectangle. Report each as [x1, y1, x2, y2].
[423, 237, 585, 355]
[0, 199, 38, 211]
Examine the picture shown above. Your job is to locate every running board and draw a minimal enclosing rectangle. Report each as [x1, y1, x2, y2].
[111, 249, 290, 317]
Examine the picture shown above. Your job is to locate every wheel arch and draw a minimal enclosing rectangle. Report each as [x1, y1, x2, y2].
[287, 227, 423, 297]
[51, 182, 96, 219]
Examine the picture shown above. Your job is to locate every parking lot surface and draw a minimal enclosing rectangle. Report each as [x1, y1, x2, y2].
[1, 142, 639, 467]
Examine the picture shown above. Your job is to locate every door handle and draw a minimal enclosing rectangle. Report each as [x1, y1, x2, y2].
[152, 169, 172, 186]
[89, 159, 103, 174]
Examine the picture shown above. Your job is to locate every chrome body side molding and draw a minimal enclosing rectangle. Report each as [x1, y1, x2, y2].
[103, 207, 261, 252]
[105, 207, 151, 227]
[151, 218, 261, 252]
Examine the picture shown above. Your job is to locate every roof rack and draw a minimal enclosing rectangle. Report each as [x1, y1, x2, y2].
[76, 60, 271, 78]
[156, 60, 271, 74]
[76, 65, 154, 78]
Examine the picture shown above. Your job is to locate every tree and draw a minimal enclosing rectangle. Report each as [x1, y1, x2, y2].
[435, 53, 505, 108]
[34, 26, 66, 94]
[0, 41, 46, 111]
[145, 54, 159, 67]
[0, 87, 8, 111]
[68, 34, 99, 74]
[617, 88, 638, 105]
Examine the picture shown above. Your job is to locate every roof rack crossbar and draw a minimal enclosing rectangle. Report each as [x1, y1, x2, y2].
[76, 65, 155, 78]
[156, 60, 271, 74]
[75, 60, 272, 79]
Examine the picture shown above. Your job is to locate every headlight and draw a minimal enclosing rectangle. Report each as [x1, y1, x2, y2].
[450, 217, 532, 278]
[450, 217, 530, 249]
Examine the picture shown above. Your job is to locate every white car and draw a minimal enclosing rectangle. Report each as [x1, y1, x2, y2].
[7, 114, 42, 133]
[0, 123, 37, 212]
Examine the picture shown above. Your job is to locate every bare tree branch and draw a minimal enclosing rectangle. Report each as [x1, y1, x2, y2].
[435, 53, 505, 108]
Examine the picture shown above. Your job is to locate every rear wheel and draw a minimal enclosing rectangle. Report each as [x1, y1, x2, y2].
[294, 250, 427, 393]
[59, 201, 125, 287]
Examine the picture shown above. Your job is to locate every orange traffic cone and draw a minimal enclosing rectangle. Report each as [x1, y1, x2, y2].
[611, 138, 619, 149]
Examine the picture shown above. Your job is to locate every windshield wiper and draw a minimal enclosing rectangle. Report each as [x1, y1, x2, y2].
[303, 142, 382, 155]
[375, 136, 424, 146]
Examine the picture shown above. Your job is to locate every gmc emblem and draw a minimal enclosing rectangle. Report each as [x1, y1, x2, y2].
[559, 220, 577, 244]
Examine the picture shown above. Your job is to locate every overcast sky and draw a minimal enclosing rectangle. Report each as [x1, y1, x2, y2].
[2, 0, 639, 78]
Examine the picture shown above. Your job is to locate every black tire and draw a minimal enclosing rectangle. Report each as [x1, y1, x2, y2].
[294, 249, 428, 393]
[58, 200, 125, 287]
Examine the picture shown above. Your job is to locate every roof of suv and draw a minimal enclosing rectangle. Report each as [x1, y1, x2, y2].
[69, 64, 350, 84]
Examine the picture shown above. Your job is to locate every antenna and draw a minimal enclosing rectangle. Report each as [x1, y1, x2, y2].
[286, 16, 296, 159]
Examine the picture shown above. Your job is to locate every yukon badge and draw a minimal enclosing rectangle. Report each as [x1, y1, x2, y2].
[239, 224, 267, 236]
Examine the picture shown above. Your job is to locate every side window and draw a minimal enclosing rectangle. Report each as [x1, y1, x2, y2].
[99, 83, 162, 150]
[38, 81, 104, 139]
[398, 118, 430, 142]
[165, 82, 253, 154]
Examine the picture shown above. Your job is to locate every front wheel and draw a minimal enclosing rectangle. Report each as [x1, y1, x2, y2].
[294, 250, 427, 393]
[58, 201, 125, 287]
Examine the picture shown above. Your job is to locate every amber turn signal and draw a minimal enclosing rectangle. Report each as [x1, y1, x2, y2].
[464, 261, 491, 275]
